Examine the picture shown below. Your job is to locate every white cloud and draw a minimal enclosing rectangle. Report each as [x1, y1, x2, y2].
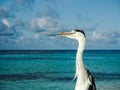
[91, 31, 120, 44]
[92, 31, 107, 40]
[33, 33, 40, 40]
[2, 19, 10, 27]
[31, 16, 62, 32]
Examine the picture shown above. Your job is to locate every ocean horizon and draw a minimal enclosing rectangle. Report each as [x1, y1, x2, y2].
[0, 50, 120, 90]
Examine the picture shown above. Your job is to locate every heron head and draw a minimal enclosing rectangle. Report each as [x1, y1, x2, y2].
[57, 29, 86, 41]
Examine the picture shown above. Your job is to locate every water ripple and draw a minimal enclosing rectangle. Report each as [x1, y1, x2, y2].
[0, 72, 120, 82]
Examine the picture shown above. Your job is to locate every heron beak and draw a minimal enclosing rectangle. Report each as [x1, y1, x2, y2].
[56, 32, 73, 37]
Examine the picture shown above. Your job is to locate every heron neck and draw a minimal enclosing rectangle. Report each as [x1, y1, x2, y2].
[77, 40, 86, 61]
[75, 38, 88, 90]
[76, 46, 85, 69]
[76, 40, 86, 74]
[77, 39, 86, 52]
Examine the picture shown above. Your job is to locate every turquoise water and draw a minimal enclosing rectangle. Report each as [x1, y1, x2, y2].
[0, 50, 120, 90]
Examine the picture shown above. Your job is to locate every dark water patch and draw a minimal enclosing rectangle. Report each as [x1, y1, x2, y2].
[0, 57, 74, 60]
[0, 72, 73, 82]
[0, 72, 120, 82]
[0, 50, 76, 54]
[1, 50, 120, 54]
[93, 72, 120, 81]
[0, 68, 8, 70]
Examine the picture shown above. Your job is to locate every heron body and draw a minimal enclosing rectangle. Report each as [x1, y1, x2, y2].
[57, 30, 96, 90]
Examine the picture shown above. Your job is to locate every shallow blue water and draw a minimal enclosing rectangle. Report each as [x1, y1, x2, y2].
[0, 50, 120, 90]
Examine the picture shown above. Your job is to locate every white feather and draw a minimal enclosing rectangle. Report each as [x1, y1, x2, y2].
[74, 33, 89, 90]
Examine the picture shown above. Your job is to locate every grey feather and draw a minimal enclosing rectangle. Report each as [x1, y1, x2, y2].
[87, 70, 96, 90]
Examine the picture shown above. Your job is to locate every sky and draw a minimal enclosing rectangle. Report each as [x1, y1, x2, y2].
[0, 0, 120, 50]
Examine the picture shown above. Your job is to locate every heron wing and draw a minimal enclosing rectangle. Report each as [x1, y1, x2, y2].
[87, 70, 96, 90]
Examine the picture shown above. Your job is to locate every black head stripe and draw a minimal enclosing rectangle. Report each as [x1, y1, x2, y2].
[75, 29, 86, 37]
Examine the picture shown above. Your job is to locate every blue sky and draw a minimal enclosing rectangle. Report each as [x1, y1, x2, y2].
[0, 0, 120, 50]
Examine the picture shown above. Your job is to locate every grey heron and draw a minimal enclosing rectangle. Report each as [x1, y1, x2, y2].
[57, 30, 96, 90]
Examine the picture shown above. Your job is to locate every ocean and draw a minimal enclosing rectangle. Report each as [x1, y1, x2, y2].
[0, 50, 120, 90]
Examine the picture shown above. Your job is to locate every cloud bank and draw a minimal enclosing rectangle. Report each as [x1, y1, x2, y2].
[0, 0, 120, 49]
